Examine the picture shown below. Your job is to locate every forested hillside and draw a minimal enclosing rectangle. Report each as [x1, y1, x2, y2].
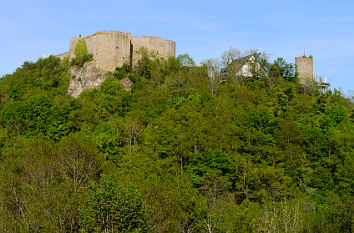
[0, 50, 352, 232]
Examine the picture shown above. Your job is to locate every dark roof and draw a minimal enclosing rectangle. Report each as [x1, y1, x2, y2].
[230, 55, 254, 72]
[235, 55, 253, 64]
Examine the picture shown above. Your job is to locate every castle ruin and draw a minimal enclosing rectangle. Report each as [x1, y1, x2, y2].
[66, 31, 176, 97]
[69, 31, 176, 72]
[295, 56, 313, 85]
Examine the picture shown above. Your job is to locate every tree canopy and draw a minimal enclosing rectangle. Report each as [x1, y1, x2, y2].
[0, 49, 352, 232]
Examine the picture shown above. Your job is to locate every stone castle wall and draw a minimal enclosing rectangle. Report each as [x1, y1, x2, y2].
[130, 35, 176, 61]
[69, 31, 176, 72]
[295, 56, 313, 85]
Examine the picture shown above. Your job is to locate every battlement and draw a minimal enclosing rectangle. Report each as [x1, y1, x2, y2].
[69, 31, 176, 72]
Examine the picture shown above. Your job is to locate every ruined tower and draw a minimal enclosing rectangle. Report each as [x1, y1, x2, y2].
[295, 56, 313, 85]
[69, 31, 176, 72]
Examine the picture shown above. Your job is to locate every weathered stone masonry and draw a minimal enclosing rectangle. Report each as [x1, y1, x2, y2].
[295, 56, 313, 85]
[69, 31, 176, 72]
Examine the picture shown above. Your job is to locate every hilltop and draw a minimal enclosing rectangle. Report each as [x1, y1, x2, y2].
[0, 47, 353, 232]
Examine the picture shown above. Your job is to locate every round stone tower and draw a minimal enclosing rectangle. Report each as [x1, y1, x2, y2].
[295, 56, 313, 85]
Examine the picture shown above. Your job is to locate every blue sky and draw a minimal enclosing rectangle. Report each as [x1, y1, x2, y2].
[1, 0, 353, 93]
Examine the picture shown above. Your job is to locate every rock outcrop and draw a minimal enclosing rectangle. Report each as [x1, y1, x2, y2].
[68, 62, 107, 98]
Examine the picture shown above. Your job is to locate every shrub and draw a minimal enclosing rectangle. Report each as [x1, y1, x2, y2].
[71, 38, 93, 67]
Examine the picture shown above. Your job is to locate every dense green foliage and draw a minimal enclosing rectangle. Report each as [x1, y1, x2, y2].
[0, 49, 353, 232]
[80, 175, 149, 232]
